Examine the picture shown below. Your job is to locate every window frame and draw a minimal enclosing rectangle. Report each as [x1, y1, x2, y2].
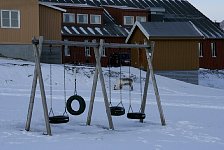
[63, 13, 75, 23]
[90, 14, 101, 24]
[198, 42, 203, 57]
[77, 14, 88, 24]
[136, 16, 146, 22]
[1, 10, 20, 28]
[211, 42, 217, 57]
[85, 40, 91, 57]
[101, 47, 106, 57]
[124, 16, 134, 25]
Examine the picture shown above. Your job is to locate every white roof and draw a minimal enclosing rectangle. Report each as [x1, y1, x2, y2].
[39, 2, 66, 12]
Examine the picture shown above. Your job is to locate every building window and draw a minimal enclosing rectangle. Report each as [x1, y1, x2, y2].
[136, 16, 146, 22]
[77, 14, 88, 24]
[1, 10, 20, 28]
[211, 42, 216, 57]
[124, 16, 134, 25]
[63, 13, 75, 23]
[101, 47, 106, 57]
[90, 14, 101, 24]
[198, 42, 203, 57]
[64, 40, 70, 56]
[85, 40, 91, 57]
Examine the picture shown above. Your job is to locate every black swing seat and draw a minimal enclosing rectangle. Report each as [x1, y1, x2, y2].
[66, 95, 86, 115]
[110, 106, 125, 116]
[49, 115, 69, 124]
[127, 112, 146, 120]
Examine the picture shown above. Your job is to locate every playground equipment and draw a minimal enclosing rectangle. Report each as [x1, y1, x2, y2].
[25, 37, 166, 136]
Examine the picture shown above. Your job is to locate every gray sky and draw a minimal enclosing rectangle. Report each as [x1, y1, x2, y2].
[188, 0, 224, 22]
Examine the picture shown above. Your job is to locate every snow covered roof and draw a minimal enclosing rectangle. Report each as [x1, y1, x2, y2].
[40, 1, 101, 8]
[62, 25, 129, 37]
[102, 5, 147, 11]
[126, 21, 204, 42]
[39, 2, 66, 12]
[39, 0, 224, 39]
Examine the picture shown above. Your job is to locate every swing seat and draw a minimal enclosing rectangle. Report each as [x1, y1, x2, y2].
[110, 106, 125, 116]
[49, 115, 69, 124]
[127, 112, 146, 120]
[66, 95, 86, 115]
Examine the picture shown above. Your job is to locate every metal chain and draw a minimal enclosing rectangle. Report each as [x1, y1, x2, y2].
[74, 65, 77, 95]
[119, 53, 122, 103]
[63, 64, 68, 116]
[49, 45, 54, 116]
[108, 58, 112, 105]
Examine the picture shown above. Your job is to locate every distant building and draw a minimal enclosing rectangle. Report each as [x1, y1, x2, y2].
[126, 21, 203, 84]
[1, 0, 224, 83]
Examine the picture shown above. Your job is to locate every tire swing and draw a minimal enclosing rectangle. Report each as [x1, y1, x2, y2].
[108, 55, 125, 116]
[127, 49, 145, 120]
[66, 66, 86, 116]
[48, 46, 69, 124]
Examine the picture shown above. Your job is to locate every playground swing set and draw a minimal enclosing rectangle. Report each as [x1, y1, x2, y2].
[25, 36, 166, 136]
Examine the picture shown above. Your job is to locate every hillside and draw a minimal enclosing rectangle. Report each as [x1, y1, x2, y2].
[0, 57, 224, 150]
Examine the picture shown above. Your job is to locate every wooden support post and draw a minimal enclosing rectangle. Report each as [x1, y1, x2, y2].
[25, 36, 52, 135]
[140, 67, 150, 123]
[140, 41, 154, 123]
[25, 43, 39, 131]
[145, 42, 166, 126]
[96, 39, 114, 130]
[86, 40, 99, 126]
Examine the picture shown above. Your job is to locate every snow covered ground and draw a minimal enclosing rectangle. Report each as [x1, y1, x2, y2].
[0, 57, 224, 150]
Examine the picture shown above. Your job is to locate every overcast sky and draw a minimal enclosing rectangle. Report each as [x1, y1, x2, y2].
[188, 0, 224, 22]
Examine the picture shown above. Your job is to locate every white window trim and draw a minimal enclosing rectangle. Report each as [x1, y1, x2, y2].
[136, 16, 146, 22]
[124, 16, 134, 25]
[77, 14, 88, 24]
[85, 40, 91, 57]
[101, 47, 106, 57]
[211, 42, 216, 57]
[63, 13, 75, 23]
[198, 42, 203, 57]
[90, 14, 101, 24]
[1, 10, 20, 28]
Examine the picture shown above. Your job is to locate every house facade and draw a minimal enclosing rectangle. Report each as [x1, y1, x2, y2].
[0, 0, 64, 62]
[126, 22, 203, 84]
[1, 0, 224, 83]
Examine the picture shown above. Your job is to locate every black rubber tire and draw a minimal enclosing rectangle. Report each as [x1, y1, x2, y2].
[110, 106, 125, 116]
[127, 112, 146, 120]
[66, 95, 86, 115]
[49, 115, 69, 124]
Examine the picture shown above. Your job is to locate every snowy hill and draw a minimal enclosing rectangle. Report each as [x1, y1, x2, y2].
[0, 57, 224, 150]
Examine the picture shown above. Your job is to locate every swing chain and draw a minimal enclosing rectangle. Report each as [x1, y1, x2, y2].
[49, 44, 54, 116]
[63, 64, 68, 116]
[74, 65, 77, 95]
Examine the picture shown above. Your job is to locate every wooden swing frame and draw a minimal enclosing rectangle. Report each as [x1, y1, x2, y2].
[25, 36, 166, 136]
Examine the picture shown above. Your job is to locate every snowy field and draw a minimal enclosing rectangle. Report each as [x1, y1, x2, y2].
[0, 57, 224, 150]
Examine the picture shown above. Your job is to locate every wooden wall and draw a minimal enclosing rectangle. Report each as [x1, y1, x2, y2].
[199, 39, 224, 69]
[129, 27, 199, 71]
[0, 0, 39, 44]
[62, 36, 127, 66]
[103, 6, 148, 26]
[39, 5, 62, 40]
[60, 6, 104, 26]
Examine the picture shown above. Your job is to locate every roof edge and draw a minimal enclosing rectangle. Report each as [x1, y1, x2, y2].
[39, 2, 66, 12]
[125, 21, 150, 43]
